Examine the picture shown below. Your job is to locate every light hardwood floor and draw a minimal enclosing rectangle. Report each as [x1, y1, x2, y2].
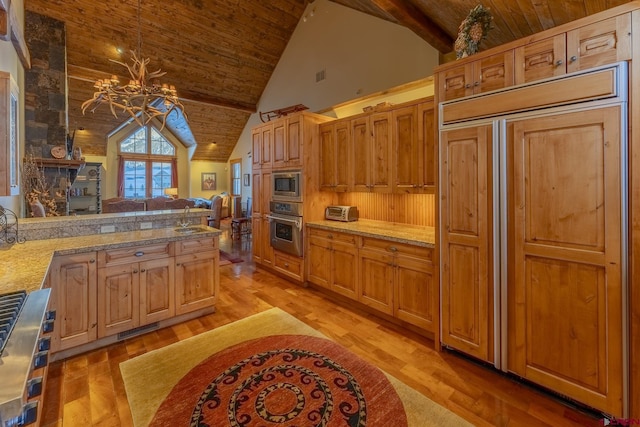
[41, 222, 602, 427]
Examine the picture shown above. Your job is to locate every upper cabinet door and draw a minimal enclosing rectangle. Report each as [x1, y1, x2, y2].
[351, 116, 370, 192]
[392, 105, 419, 192]
[566, 14, 631, 73]
[515, 34, 566, 84]
[272, 120, 286, 168]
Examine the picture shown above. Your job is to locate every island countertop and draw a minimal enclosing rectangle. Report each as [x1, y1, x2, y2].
[305, 219, 435, 248]
[0, 227, 222, 295]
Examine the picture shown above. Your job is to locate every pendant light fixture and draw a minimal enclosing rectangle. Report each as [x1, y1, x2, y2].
[81, 0, 186, 129]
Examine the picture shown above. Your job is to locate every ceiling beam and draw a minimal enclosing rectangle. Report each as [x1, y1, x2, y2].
[370, 0, 454, 53]
[67, 64, 257, 114]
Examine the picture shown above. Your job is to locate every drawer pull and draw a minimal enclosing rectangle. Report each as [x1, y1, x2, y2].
[555, 59, 563, 67]
[90, 259, 96, 263]
[284, 263, 289, 268]
[135, 251, 144, 257]
[133, 269, 139, 274]
[140, 268, 146, 273]
[388, 246, 398, 252]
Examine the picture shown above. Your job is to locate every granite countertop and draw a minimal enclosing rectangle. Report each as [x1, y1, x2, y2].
[305, 219, 435, 248]
[0, 227, 222, 295]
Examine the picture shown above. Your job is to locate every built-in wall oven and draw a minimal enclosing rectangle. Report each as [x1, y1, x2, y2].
[267, 201, 303, 257]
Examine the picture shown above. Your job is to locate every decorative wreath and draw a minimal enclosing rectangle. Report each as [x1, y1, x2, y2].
[454, 4, 494, 59]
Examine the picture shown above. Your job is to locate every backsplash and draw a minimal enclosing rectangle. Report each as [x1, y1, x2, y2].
[335, 193, 435, 226]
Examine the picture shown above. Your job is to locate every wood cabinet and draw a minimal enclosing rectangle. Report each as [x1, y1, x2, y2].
[252, 122, 273, 170]
[507, 107, 623, 415]
[273, 250, 304, 281]
[319, 119, 350, 192]
[175, 236, 219, 315]
[515, 15, 631, 84]
[306, 228, 358, 299]
[273, 115, 303, 169]
[97, 243, 175, 337]
[351, 112, 393, 193]
[438, 51, 514, 102]
[48, 252, 98, 352]
[250, 169, 273, 266]
[439, 124, 493, 362]
[359, 238, 435, 329]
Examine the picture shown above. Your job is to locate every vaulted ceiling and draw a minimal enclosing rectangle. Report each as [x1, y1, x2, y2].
[24, 0, 633, 162]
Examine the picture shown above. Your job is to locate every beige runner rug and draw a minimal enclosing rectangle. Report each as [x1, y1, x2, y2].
[120, 307, 471, 426]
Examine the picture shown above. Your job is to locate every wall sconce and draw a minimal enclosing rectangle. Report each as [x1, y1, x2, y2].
[164, 187, 178, 199]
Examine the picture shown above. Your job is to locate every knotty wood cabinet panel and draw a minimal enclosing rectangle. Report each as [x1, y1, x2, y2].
[438, 51, 514, 102]
[508, 107, 623, 415]
[566, 14, 631, 73]
[514, 34, 566, 83]
[440, 125, 492, 361]
[395, 253, 434, 331]
[306, 229, 358, 298]
[273, 115, 303, 169]
[358, 247, 394, 315]
[319, 120, 350, 192]
[175, 250, 218, 315]
[393, 105, 419, 192]
[252, 123, 273, 170]
[351, 116, 369, 192]
[98, 263, 138, 337]
[48, 252, 97, 352]
[138, 258, 175, 325]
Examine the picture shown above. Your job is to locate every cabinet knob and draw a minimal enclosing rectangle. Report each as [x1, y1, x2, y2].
[555, 59, 564, 66]
[135, 251, 144, 257]
[140, 268, 146, 273]
[474, 81, 480, 87]
[90, 259, 95, 263]
[570, 55, 577, 62]
[388, 246, 398, 252]
[284, 263, 289, 268]
[327, 234, 333, 239]
[464, 83, 471, 89]
[133, 269, 138, 273]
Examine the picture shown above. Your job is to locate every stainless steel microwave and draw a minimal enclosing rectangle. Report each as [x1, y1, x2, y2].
[272, 170, 302, 201]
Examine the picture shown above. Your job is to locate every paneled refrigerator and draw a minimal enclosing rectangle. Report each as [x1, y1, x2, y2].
[438, 62, 628, 416]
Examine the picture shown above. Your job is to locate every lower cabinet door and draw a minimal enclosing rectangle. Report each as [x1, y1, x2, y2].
[358, 248, 394, 315]
[139, 258, 175, 324]
[175, 251, 218, 315]
[98, 264, 139, 338]
[49, 252, 98, 351]
[394, 254, 435, 331]
[331, 241, 358, 299]
[306, 236, 331, 288]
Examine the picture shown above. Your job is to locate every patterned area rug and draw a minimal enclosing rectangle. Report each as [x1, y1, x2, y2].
[120, 308, 471, 427]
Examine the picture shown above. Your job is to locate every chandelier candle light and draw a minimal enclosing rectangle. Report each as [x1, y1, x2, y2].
[81, 0, 186, 129]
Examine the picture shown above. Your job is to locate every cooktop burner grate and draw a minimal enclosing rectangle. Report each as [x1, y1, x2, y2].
[0, 290, 27, 356]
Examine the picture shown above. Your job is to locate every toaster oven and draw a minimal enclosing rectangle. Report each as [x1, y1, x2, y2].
[325, 206, 359, 222]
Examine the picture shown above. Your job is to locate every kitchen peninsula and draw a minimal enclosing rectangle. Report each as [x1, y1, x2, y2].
[0, 209, 222, 358]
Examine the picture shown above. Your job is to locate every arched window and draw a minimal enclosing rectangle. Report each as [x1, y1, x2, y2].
[118, 126, 177, 198]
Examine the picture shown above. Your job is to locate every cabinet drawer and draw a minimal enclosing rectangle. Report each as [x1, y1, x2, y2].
[361, 237, 432, 260]
[98, 242, 173, 265]
[307, 228, 357, 245]
[273, 251, 303, 281]
[175, 236, 219, 255]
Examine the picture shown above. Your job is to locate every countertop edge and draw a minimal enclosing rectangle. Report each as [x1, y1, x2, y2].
[305, 220, 435, 248]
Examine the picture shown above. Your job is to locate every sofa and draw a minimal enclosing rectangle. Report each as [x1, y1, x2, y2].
[102, 197, 195, 213]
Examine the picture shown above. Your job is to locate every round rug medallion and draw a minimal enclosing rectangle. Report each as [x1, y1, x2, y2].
[149, 335, 408, 427]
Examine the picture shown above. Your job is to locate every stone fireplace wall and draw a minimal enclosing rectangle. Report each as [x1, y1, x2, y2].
[24, 11, 67, 159]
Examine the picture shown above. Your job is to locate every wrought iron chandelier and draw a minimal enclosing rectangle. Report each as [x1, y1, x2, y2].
[81, 0, 186, 129]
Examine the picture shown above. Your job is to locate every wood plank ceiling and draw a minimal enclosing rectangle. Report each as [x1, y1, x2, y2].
[25, 0, 633, 162]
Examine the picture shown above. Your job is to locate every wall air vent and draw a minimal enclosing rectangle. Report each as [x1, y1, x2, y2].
[316, 69, 326, 82]
[117, 322, 159, 340]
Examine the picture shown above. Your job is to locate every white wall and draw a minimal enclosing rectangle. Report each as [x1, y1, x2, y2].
[0, 0, 26, 214]
[228, 0, 440, 201]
